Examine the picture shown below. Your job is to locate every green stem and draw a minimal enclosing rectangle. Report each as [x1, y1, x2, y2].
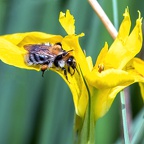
[120, 91, 130, 144]
[112, 0, 119, 30]
[88, 0, 118, 39]
[131, 108, 144, 144]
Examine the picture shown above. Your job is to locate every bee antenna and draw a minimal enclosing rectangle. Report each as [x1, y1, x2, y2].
[67, 49, 73, 53]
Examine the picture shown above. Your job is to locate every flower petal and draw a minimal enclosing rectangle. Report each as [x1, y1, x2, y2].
[117, 8, 131, 40]
[86, 56, 93, 71]
[62, 33, 89, 76]
[0, 37, 38, 70]
[129, 58, 144, 76]
[1, 32, 63, 47]
[139, 83, 144, 101]
[86, 68, 134, 89]
[103, 9, 143, 69]
[54, 34, 89, 117]
[125, 58, 144, 82]
[93, 86, 127, 119]
[94, 42, 108, 69]
[0, 32, 63, 70]
[53, 64, 88, 118]
[59, 10, 75, 35]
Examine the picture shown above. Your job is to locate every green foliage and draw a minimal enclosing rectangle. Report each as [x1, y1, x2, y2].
[0, 0, 143, 144]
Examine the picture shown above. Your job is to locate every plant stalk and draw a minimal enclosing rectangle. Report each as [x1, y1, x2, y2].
[88, 0, 118, 39]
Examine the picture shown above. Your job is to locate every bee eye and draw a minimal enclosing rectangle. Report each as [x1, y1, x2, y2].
[67, 58, 72, 63]
[67, 56, 76, 68]
[67, 56, 74, 62]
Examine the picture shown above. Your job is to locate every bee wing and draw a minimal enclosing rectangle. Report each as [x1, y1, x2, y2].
[24, 44, 53, 55]
[24, 44, 37, 52]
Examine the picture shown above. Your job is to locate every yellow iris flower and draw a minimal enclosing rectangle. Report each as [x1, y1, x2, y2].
[0, 9, 143, 121]
[85, 8, 143, 119]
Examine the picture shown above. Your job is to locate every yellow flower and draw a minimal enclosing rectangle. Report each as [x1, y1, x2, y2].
[85, 8, 143, 119]
[0, 10, 89, 118]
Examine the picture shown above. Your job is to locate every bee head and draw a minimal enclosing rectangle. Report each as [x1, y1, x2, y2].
[67, 56, 76, 69]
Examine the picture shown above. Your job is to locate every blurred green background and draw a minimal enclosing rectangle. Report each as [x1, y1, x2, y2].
[0, 0, 144, 144]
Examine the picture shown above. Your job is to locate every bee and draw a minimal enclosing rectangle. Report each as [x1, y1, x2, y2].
[24, 42, 76, 80]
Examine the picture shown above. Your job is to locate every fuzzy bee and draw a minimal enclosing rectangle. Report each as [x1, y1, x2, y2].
[24, 42, 76, 80]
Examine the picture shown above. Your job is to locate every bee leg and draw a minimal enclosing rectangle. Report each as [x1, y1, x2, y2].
[71, 69, 75, 76]
[68, 67, 71, 75]
[41, 65, 48, 77]
[71, 68, 75, 76]
[68, 67, 75, 76]
[41, 70, 45, 77]
[62, 67, 69, 82]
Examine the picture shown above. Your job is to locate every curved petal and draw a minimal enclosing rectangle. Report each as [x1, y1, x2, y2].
[62, 33, 89, 76]
[103, 9, 142, 69]
[86, 56, 93, 71]
[94, 42, 108, 69]
[86, 68, 134, 89]
[125, 58, 144, 82]
[1, 32, 63, 46]
[59, 10, 75, 35]
[117, 8, 131, 40]
[93, 86, 127, 119]
[0, 32, 63, 70]
[128, 58, 144, 76]
[59, 34, 89, 117]
[0, 37, 38, 70]
[53, 68, 88, 117]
